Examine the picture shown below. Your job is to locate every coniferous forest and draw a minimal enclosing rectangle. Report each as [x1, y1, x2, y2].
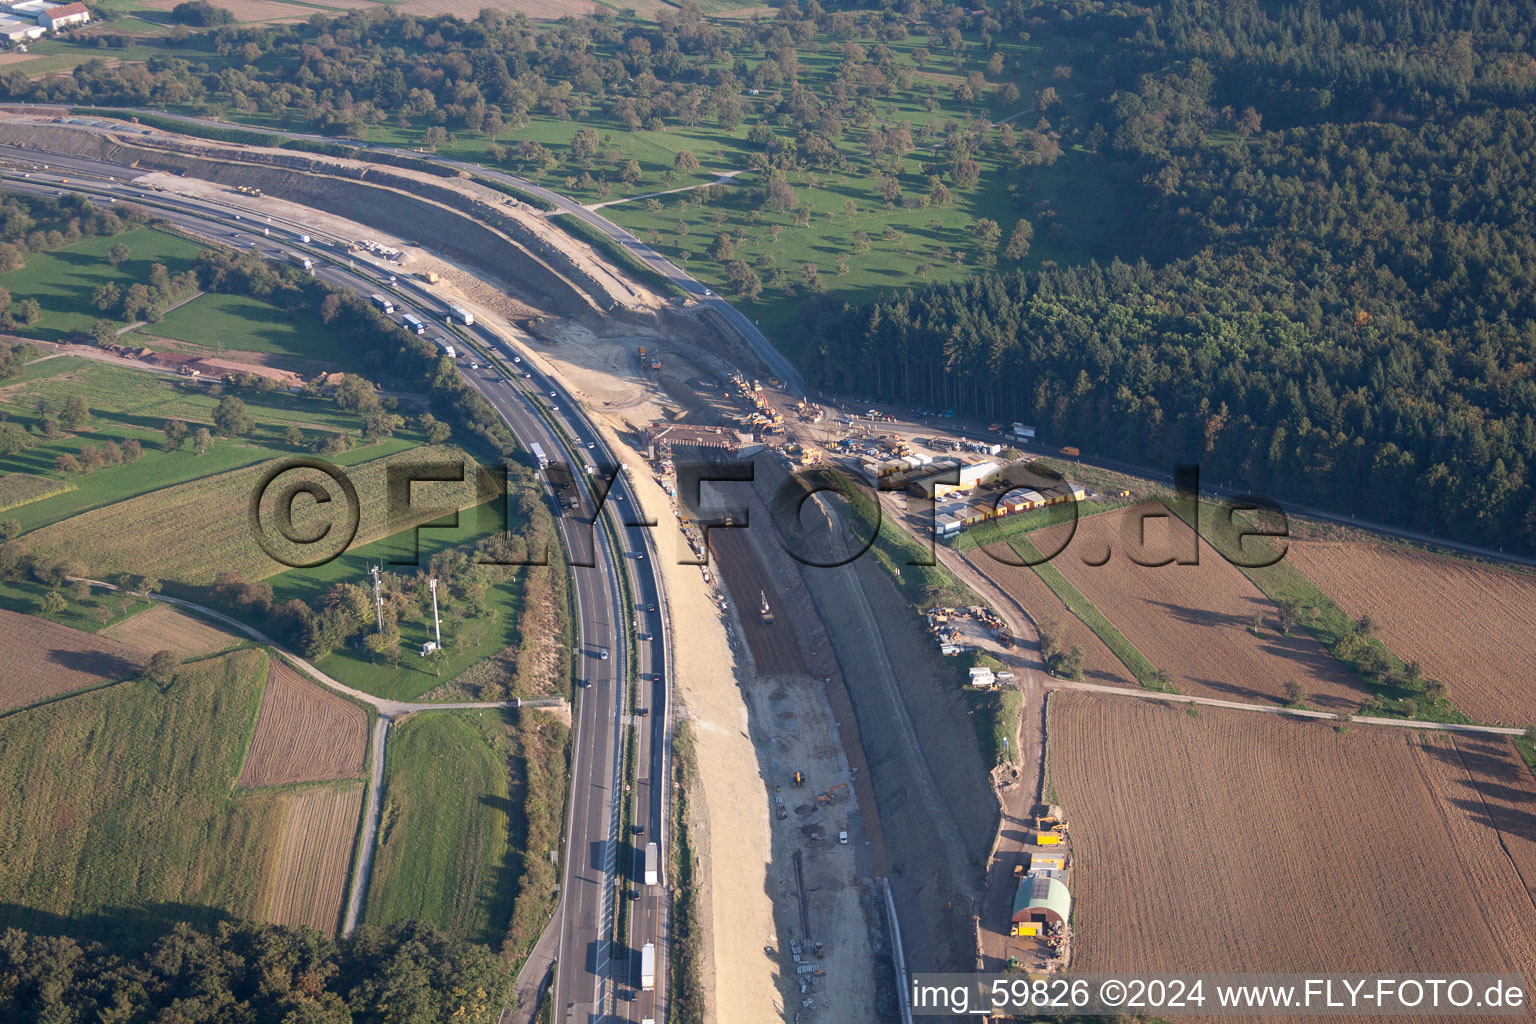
[803, 0, 1536, 552]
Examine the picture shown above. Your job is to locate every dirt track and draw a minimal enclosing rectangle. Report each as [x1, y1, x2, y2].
[1288, 540, 1536, 724]
[1051, 692, 1536, 1012]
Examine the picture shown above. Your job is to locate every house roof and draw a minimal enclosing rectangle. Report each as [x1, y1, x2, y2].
[48, 3, 89, 17]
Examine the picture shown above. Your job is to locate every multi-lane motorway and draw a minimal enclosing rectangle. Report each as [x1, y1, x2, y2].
[0, 137, 675, 1024]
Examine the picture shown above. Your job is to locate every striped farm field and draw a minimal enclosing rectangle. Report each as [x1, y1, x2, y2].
[0, 606, 145, 711]
[262, 782, 364, 935]
[239, 660, 368, 788]
[17, 444, 496, 585]
[102, 603, 241, 658]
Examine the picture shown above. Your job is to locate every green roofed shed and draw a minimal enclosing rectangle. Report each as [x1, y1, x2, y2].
[1011, 873, 1070, 926]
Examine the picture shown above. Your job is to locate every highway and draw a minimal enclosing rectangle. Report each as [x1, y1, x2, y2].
[0, 139, 674, 1024]
[20, 104, 808, 397]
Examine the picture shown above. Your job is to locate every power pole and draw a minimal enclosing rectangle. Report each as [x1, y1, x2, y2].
[428, 577, 442, 650]
[369, 564, 384, 635]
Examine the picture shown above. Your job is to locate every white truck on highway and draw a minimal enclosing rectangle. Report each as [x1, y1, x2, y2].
[640, 943, 655, 992]
[369, 293, 394, 314]
[402, 313, 426, 334]
[644, 841, 659, 886]
[447, 305, 475, 326]
[529, 442, 548, 468]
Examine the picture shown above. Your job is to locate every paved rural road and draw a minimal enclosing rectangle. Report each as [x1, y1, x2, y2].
[1054, 678, 1530, 736]
[12, 132, 677, 1023]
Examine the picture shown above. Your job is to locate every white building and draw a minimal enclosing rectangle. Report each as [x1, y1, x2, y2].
[38, 2, 90, 30]
[0, 16, 44, 40]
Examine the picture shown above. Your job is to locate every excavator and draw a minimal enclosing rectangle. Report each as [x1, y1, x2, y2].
[815, 782, 850, 804]
[792, 771, 805, 788]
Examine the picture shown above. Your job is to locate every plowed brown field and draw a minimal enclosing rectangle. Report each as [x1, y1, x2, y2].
[239, 661, 367, 787]
[0, 608, 144, 711]
[1041, 505, 1368, 709]
[1288, 541, 1536, 724]
[262, 782, 364, 934]
[1051, 693, 1536, 997]
[976, 548, 1136, 688]
[102, 604, 239, 658]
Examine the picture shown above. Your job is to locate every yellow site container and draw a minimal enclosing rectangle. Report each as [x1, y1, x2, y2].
[1036, 833, 1062, 846]
[1015, 923, 1040, 937]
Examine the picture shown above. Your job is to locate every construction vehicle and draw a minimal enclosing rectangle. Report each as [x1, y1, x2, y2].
[1060, 445, 1080, 457]
[760, 590, 774, 623]
[419, 270, 440, 284]
[792, 771, 804, 788]
[1012, 863, 1025, 879]
[816, 782, 850, 804]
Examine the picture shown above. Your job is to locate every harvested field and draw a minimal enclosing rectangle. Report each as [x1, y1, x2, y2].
[1288, 541, 1536, 724]
[0, 472, 72, 512]
[0, 607, 144, 711]
[101, 603, 240, 658]
[18, 444, 493, 585]
[1039, 504, 1368, 709]
[263, 782, 364, 935]
[975, 548, 1136, 688]
[1051, 693, 1536, 998]
[239, 661, 368, 788]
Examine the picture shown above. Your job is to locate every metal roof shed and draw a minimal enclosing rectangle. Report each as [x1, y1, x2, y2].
[1012, 873, 1071, 925]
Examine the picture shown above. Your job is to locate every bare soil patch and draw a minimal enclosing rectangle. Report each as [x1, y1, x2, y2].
[976, 547, 1136, 688]
[1051, 692, 1536, 1003]
[1043, 505, 1369, 709]
[0, 607, 144, 711]
[263, 782, 364, 935]
[238, 661, 367, 787]
[1288, 541, 1536, 724]
[102, 603, 239, 658]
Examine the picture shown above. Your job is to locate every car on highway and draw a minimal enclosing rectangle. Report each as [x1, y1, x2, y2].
[632, 823, 645, 834]
[636, 707, 649, 716]
[549, 390, 557, 397]
[587, 442, 596, 449]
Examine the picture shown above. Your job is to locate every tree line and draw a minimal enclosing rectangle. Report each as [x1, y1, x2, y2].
[0, 919, 509, 1023]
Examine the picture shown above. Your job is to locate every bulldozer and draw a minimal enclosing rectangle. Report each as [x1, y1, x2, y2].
[760, 590, 774, 624]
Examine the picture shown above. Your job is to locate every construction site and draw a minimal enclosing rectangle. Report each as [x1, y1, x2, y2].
[1000, 805, 1073, 971]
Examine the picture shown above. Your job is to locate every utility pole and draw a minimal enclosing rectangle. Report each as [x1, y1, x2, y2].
[369, 564, 384, 635]
[428, 577, 442, 650]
